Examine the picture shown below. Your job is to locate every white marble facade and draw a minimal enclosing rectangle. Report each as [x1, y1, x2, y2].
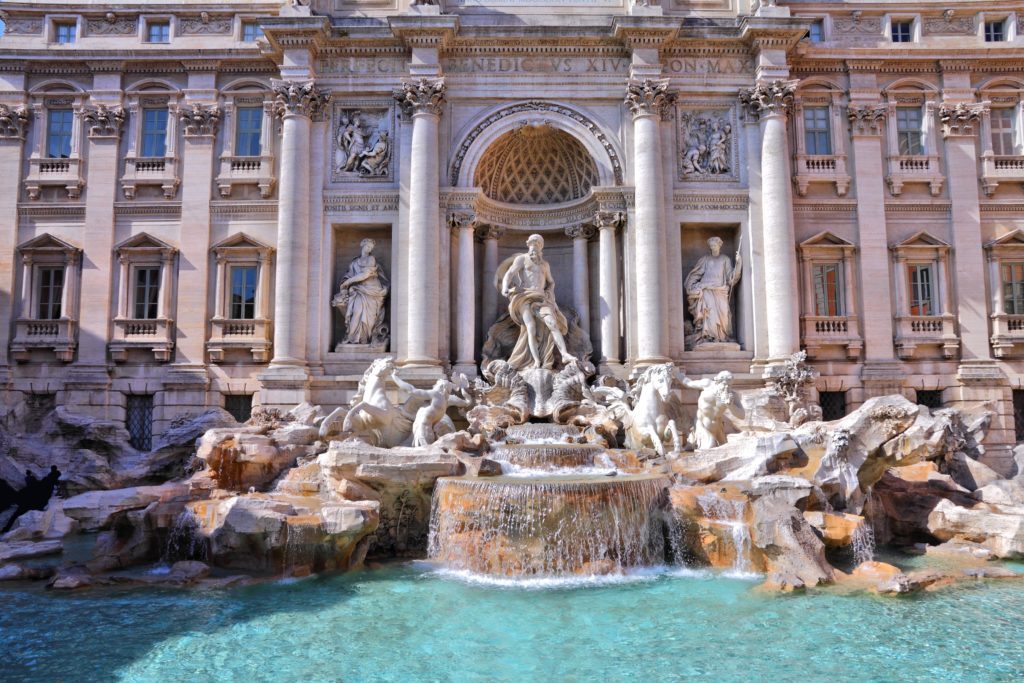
[2, 0, 1024, 469]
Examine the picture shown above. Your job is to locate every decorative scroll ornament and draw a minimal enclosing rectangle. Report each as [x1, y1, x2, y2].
[393, 78, 446, 117]
[923, 10, 974, 36]
[178, 103, 222, 137]
[82, 105, 126, 138]
[564, 223, 596, 240]
[0, 105, 30, 140]
[593, 210, 624, 231]
[624, 79, 675, 119]
[847, 104, 888, 136]
[272, 80, 331, 119]
[738, 80, 797, 119]
[180, 12, 233, 35]
[939, 102, 988, 137]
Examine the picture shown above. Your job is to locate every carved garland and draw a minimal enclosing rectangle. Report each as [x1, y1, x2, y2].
[81, 105, 126, 139]
[449, 101, 624, 187]
[0, 105, 30, 140]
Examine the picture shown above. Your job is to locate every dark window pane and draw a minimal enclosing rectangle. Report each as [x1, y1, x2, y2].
[141, 108, 168, 157]
[133, 267, 160, 320]
[46, 109, 73, 158]
[126, 394, 154, 451]
[230, 266, 258, 320]
[234, 107, 263, 157]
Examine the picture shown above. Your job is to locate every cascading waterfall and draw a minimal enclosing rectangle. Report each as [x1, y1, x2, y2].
[162, 509, 207, 563]
[489, 443, 605, 472]
[428, 474, 670, 576]
[852, 523, 876, 565]
[695, 492, 753, 576]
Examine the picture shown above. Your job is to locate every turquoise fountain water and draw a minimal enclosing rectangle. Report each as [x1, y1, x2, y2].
[2, 561, 1024, 682]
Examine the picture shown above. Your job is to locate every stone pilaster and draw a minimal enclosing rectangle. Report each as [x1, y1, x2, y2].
[625, 78, 674, 366]
[450, 212, 476, 376]
[395, 77, 446, 369]
[0, 104, 29, 371]
[740, 80, 800, 366]
[595, 211, 623, 371]
[565, 223, 595, 338]
[477, 223, 504, 335]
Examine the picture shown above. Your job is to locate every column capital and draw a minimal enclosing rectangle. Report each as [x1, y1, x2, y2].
[272, 79, 332, 120]
[82, 104, 126, 140]
[625, 78, 674, 120]
[594, 210, 624, 232]
[565, 223, 596, 241]
[474, 223, 504, 241]
[178, 103, 222, 138]
[940, 101, 988, 138]
[0, 104, 30, 140]
[848, 103, 887, 137]
[447, 211, 475, 234]
[394, 78, 446, 117]
[738, 79, 797, 120]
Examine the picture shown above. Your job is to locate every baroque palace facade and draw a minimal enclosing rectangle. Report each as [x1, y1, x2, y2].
[2, 0, 1024, 469]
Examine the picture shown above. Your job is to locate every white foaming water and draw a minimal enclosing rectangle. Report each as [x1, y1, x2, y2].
[425, 563, 679, 590]
[695, 493, 755, 576]
[852, 523, 876, 565]
[498, 462, 619, 477]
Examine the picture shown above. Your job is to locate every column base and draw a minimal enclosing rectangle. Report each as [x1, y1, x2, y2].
[257, 364, 311, 410]
[452, 362, 478, 379]
[396, 363, 447, 383]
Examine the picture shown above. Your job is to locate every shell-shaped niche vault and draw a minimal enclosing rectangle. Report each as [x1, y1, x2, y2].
[474, 122, 600, 205]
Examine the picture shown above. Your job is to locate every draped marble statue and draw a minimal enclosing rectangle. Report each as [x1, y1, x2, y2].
[333, 238, 389, 345]
[500, 234, 578, 370]
[685, 236, 741, 348]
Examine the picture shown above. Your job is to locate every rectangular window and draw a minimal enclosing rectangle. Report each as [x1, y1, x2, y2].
[1013, 390, 1024, 442]
[1003, 262, 1024, 315]
[916, 390, 943, 410]
[224, 394, 254, 423]
[991, 108, 1016, 156]
[126, 394, 154, 451]
[891, 20, 913, 43]
[807, 21, 823, 43]
[133, 267, 160, 320]
[985, 20, 1006, 42]
[908, 263, 937, 316]
[803, 107, 832, 155]
[242, 22, 263, 42]
[46, 109, 74, 159]
[230, 266, 258, 320]
[36, 267, 64, 320]
[812, 263, 844, 316]
[140, 108, 168, 158]
[234, 107, 263, 157]
[54, 22, 76, 44]
[146, 21, 171, 44]
[819, 391, 847, 421]
[896, 107, 924, 156]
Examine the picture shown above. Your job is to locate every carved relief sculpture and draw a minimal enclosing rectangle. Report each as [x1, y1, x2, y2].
[939, 102, 987, 137]
[332, 238, 389, 346]
[0, 105, 30, 139]
[334, 109, 392, 179]
[82, 105, 126, 138]
[678, 110, 733, 179]
[178, 103, 221, 137]
[685, 236, 742, 349]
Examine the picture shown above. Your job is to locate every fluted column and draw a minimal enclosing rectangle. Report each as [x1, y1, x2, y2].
[566, 223, 595, 337]
[596, 211, 623, 369]
[269, 80, 330, 367]
[740, 80, 800, 363]
[626, 79, 674, 365]
[450, 212, 476, 374]
[395, 78, 445, 367]
[478, 224, 504, 334]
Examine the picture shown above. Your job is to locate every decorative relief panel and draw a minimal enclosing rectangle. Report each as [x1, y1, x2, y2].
[331, 103, 394, 183]
[180, 13, 233, 35]
[677, 106, 737, 182]
[86, 15, 138, 35]
[923, 12, 974, 36]
[832, 14, 883, 35]
[4, 17, 44, 35]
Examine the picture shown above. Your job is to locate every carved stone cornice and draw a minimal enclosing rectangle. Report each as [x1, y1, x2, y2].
[272, 80, 331, 120]
[474, 223, 505, 241]
[0, 105, 30, 140]
[940, 102, 988, 137]
[738, 80, 797, 120]
[178, 103, 222, 137]
[593, 210, 624, 232]
[848, 103, 887, 137]
[82, 105, 126, 139]
[565, 223, 596, 240]
[624, 79, 674, 120]
[394, 78, 446, 118]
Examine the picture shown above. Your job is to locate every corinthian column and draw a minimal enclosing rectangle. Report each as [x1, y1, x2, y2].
[478, 224, 504, 334]
[625, 79, 674, 366]
[595, 211, 623, 370]
[565, 223, 595, 337]
[450, 212, 476, 375]
[395, 78, 446, 367]
[740, 80, 799, 363]
[268, 80, 330, 368]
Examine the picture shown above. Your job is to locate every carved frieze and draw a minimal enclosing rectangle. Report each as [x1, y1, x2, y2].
[393, 79, 446, 117]
[3, 17, 44, 35]
[832, 13, 883, 35]
[178, 103, 221, 137]
[939, 102, 987, 137]
[86, 15, 138, 35]
[677, 107, 737, 181]
[625, 79, 675, 120]
[180, 13, 233, 35]
[848, 104, 887, 136]
[923, 12, 974, 36]
[0, 105, 30, 140]
[738, 80, 797, 120]
[332, 104, 394, 182]
[82, 105, 126, 139]
[323, 193, 400, 214]
[272, 80, 331, 120]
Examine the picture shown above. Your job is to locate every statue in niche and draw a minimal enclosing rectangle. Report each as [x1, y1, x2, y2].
[685, 236, 741, 349]
[500, 233, 578, 371]
[680, 370, 735, 450]
[679, 112, 732, 178]
[333, 238, 389, 346]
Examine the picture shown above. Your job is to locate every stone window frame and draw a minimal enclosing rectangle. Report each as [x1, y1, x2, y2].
[109, 233, 178, 363]
[46, 15, 81, 44]
[882, 82, 944, 196]
[24, 86, 88, 200]
[791, 83, 851, 196]
[986, 230, 1024, 357]
[890, 231, 958, 359]
[216, 83, 276, 199]
[237, 16, 265, 43]
[207, 233, 274, 363]
[978, 81, 1024, 196]
[121, 84, 182, 199]
[11, 233, 81, 363]
[798, 231, 862, 359]
[885, 14, 921, 43]
[979, 12, 1016, 43]
[139, 15, 175, 45]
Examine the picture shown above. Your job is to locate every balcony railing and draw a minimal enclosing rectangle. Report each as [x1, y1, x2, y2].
[886, 154, 943, 196]
[216, 154, 275, 199]
[122, 156, 179, 199]
[109, 318, 175, 362]
[793, 154, 851, 197]
[11, 318, 77, 362]
[801, 315, 862, 359]
[981, 154, 1024, 197]
[894, 314, 958, 359]
[991, 312, 1024, 357]
[25, 156, 84, 199]
[208, 317, 272, 363]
